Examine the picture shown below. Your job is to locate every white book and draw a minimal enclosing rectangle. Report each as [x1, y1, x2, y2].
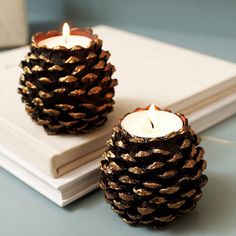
[0, 25, 236, 178]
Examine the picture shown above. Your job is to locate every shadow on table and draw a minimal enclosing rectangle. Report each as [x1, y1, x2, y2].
[157, 171, 236, 235]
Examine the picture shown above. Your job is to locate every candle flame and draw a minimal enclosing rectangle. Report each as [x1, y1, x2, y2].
[63, 23, 70, 37]
[147, 103, 156, 129]
[149, 103, 156, 112]
[62, 23, 70, 44]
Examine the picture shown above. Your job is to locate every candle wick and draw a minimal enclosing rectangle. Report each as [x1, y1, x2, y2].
[147, 117, 154, 129]
[65, 35, 68, 45]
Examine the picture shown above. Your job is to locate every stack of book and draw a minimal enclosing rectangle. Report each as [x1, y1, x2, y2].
[0, 26, 236, 206]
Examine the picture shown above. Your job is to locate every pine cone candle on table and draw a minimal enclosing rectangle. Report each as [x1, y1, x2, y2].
[18, 27, 117, 134]
[100, 105, 208, 228]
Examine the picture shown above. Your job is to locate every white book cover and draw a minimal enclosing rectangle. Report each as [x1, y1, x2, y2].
[0, 25, 236, 178]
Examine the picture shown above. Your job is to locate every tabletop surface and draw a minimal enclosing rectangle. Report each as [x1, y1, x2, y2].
[1, 24, 236, 235]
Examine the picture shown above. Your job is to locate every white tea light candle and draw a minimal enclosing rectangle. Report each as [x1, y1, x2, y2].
[38, 23, 91, 48]
[100, 105, 208, 228]
[121, 104, 183, 138]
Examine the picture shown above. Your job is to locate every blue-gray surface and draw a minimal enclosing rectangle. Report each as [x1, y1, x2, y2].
[1, 1, 236, 235]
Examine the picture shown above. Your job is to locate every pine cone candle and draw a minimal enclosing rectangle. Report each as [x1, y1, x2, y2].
[100, 105, 208, 228]
[18, 25, 117, 134]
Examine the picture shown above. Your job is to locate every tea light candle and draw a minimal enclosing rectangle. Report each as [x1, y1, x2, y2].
[100, 104, 208, 228]
[19, 23, 117, 135]
[121, 104, 183, 138]
[38, 23, 91, 48]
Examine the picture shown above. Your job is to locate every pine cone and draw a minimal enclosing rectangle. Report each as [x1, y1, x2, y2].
[100, 106, 208, 228]
[18, 28, 117, 134]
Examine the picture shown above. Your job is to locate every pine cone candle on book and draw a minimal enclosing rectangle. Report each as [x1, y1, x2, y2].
[18, 23, 117, 134]
[100, 104, 208, 228]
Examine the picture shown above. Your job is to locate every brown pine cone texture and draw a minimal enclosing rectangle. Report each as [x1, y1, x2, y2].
[18, 28, 117, 134]
[100, 106, 208, 228]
